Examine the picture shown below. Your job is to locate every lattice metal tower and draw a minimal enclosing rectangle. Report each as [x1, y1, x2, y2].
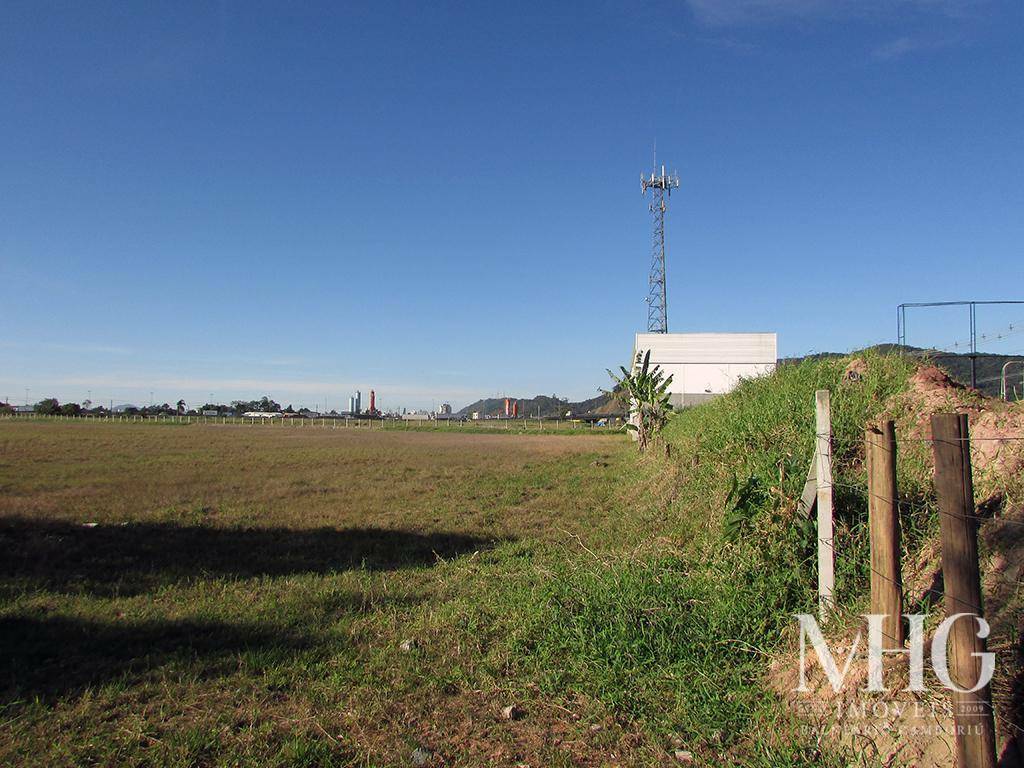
[640, 163, 680, 333]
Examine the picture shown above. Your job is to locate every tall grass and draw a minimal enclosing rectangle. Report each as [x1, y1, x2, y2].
[523, 353, 921, 764]
[664, 352, 924, 601]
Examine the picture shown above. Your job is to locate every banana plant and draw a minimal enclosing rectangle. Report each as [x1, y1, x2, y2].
[606, 350, 674, 453]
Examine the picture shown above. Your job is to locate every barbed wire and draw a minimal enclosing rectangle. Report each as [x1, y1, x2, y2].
[814, 430, 1024, 444]
[815, 534, 985, 616]
[806, 419, 1022, 620]
[829, 478, 1024, 531]
[945, 322, 1024, 352]
[893, 436, 1024, 442]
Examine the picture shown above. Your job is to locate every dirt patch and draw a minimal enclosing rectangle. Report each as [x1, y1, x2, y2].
[970, 407, 1024, 480]
[768, 634, 958, 768]
[347, 689, 676, 767]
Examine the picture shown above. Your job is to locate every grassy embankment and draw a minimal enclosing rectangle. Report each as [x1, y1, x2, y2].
[521, 352, 925, 766]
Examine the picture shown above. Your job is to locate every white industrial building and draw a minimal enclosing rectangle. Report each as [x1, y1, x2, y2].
[633, 332, 777, 408]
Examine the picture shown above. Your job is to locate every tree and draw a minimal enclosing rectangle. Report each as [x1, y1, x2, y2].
[606, 350, 674, 453]
[60, 402, 82, 417]
[230, 397, 281, 414]
[34, 398, 60, 415]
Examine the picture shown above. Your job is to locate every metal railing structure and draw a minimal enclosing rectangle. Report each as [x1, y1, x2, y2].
[0, 411, 622, 433]
[897, 300, 1024, 388]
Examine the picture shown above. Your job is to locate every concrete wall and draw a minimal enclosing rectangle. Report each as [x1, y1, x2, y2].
[633, 332, 777, 407]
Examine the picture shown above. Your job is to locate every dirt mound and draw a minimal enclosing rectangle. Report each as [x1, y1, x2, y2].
[879, 364, 1024, 485]
[897, 365, 974, 423]
[910, 364, 962, 391]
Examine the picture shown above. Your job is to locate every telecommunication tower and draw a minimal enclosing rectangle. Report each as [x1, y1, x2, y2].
[640, 162, 680, 333]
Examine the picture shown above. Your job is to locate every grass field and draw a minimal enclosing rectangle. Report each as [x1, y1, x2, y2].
[2, 368, 910, 768]
[1, 420, 684, 767]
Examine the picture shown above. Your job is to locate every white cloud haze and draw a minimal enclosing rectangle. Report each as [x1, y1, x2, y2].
[685, 0, 985, 26]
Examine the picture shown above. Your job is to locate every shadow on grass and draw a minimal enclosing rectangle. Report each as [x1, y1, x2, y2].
[0, 614, 318, 702]
[0, 517, 504, 596]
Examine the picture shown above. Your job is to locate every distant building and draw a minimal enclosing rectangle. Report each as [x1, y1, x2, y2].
[402, 412, 431, 421]
[437, 402, 452, 415]
[633, 332, 777, 408]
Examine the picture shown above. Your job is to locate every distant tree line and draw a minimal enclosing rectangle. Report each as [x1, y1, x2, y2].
[1, 395, 295, 418]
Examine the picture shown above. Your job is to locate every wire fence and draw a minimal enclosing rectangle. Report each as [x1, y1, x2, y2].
[0, 411, 624, 434]
[808, 422, 1024, 621]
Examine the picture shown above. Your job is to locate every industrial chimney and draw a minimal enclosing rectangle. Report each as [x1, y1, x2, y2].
[369, 389, 376, 414]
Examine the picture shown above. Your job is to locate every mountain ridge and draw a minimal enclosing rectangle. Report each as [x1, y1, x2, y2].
[455, 392, 617, 419]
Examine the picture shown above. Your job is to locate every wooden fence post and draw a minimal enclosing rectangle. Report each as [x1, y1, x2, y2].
[931, 413, 997, 768]
[815, 390, 834, 621]
[867, 420, 903, 648]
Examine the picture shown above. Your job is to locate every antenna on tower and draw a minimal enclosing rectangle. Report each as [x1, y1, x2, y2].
[640, 152, 680, 334]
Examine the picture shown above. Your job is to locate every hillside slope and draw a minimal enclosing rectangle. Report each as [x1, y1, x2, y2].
[455, 392, 614, 418]
[524, 353, 919, 765]
[527, 352, 1024, 766]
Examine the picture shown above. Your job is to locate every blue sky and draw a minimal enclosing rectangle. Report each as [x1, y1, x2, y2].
[2, 1, 1022, 410]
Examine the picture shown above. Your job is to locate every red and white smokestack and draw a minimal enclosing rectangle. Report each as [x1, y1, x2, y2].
[504, 398, 510, 417]
[370, 390, 376, 413]
[512, 400, 519, 418]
